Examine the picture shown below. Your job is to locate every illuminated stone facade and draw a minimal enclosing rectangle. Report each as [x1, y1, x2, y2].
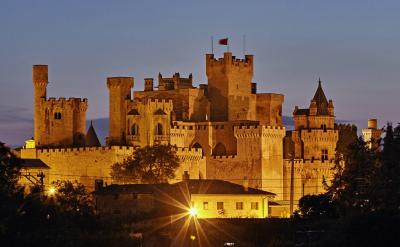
[21, 52, 341, 207]
[283, 79, 338, 202]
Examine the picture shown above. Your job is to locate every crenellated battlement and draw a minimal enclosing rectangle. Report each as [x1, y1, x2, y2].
[206, 53, 253, 69]
[210, 154, 237, 160]
[39, 97, 88, 112]
[131, 98, 173, 105]
[35, 146, 135, 155]
[300, 129, 339, 140]
[106, 77, 134, 89]
[234, 125, 286, 139]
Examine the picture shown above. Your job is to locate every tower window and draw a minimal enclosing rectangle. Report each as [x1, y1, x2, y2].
[321, 149, 328, 162]
[131, 124, 139, 135]
[155, 123, 163, 135]
[54, 112, 62, 120]
[321, 124, 327, 132]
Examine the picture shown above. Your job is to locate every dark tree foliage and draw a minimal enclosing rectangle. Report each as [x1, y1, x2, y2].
[0, 142, 24, 235]
[51, 180, 94, 217]
[325, 123, 400, 216]
[373, 123, 400, 213]
[335, 124, 358, 156]
[295, 194, 338, 219]
[111, 144, 180, 184]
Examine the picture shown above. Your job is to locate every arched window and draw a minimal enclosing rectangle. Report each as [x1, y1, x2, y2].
[131, 124, 139, 135]
[212, 143, 227, 156]
[192, 142, 202, 149]
[54, 112, 62, 120]
[155, 123, 163, 135]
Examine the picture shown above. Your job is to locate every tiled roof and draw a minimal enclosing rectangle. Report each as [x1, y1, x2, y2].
[21, 159, 50, 169]
[127, 109, 140, 115]
[94, 179, 275, 197]
[173, 179, 275, 196]
[293, 108, 309, 116]
[312, 79, 329, 115]
[85, 121, 101, 147]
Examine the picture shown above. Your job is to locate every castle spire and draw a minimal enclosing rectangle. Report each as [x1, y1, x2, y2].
[311, 78, 329, 115]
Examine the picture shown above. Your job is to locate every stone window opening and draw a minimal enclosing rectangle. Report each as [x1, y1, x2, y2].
[217, 202, 224, 210]
[321, 149, 328, 162]
[212, 143, 227, 156]
[236, 202, 243, 210]
[321, 124, 327, 132]
[203, 202, 208, 210]
[54, 112, 62, 120]
[155, 123, 163, 135]
[131, 124, 139, 135]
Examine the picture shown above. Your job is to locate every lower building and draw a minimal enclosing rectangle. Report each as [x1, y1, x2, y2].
[93, 176, 275, 219]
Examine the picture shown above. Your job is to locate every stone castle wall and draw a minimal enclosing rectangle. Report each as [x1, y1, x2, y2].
[283, 159, 334, 201]
[20, 146, 204, 190]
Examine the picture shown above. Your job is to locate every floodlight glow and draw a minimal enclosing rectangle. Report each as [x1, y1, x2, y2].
[188, 207, 197, 217]
[48, 187, 56, 196]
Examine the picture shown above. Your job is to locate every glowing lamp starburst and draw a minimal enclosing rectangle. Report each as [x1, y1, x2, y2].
[188, 207, 197, 217]
[48, 187, 56, 196]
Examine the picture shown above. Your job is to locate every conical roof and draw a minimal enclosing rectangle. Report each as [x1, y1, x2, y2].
[311, 78, 329, 115]
[85, 121, 101, 147]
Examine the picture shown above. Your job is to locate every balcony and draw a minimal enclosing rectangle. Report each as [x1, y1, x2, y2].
[154, 135, 169, 142]
[126, 135, 140, 142]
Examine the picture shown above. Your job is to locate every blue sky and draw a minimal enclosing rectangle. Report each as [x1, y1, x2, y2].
[1, 0, 399, 145]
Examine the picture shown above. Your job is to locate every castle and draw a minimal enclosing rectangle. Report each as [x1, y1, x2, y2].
[21, 52, 343, 208]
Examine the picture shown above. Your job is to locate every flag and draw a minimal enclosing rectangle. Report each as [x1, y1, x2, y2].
[218, 38, 228, 45]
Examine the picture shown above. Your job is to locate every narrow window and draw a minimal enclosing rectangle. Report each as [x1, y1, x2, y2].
[203, 202, 208, 210]
[217, 202, 224, 210]
[131, 124, 138, 135]
[251, 202, 258, 210]
[236, 202, 243, 210]
[156, 123, 163, 135]
[321, 149, 328, 162]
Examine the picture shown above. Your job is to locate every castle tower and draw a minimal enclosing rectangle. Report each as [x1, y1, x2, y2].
[32, 65, 48, 146]
[107, 77, 134, 145]
[144, 78, 154, 91]
[362, 119, 382, 149]
[291, 79, 337, 159]
[206, 52, 254, 121]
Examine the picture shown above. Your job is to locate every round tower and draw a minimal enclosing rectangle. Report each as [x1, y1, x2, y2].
[107, 77, 134, 146]
[363, 119, 382, 149]
[32, 65, 48, 146]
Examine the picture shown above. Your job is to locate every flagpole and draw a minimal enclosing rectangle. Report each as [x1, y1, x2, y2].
[211, 36, 214, 54]
[243, 34, 246, 56]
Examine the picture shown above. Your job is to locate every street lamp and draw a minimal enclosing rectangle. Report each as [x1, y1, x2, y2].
[48, 186, 56, 196]
[188, 207, 197, 217]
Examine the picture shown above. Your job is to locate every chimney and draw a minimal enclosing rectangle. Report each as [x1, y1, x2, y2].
[182, 171, 190, 182]
[94, 179, 104, 191]
[243, 176, 249, 192]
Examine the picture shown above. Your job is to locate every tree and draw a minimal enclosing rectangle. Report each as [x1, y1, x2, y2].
[111, 144, 180, 184]
[372, 123, 400, 213]
[326, 123, 400, 216]
[51, 180, 94, 217]
[0, 142, 24, 235]
[295, 194, 338, 219]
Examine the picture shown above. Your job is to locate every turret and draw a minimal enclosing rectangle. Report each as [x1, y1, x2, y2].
[328, 99, 334, 116]
[107, 77, 134, 146]
[144, 78, 154, 91]
[33, 65, 48, 146]
[362, 119, 382, 149]
[309, 100, 317, 116]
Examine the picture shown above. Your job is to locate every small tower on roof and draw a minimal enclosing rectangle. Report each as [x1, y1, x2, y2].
[86, 121, 101, 147]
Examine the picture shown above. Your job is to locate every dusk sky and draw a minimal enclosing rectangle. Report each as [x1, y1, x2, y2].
[1, 0, 399, 146]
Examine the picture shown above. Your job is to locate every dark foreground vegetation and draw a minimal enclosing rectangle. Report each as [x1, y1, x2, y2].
[1, 123, 399, 246]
